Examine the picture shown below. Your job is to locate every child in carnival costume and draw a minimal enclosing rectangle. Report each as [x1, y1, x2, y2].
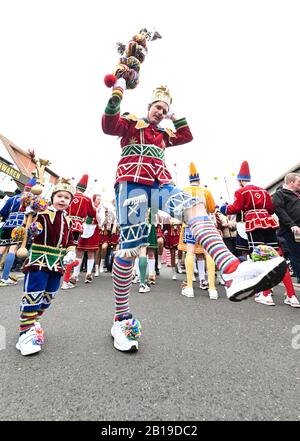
[102, 78, 287, 353]
[16, 178, 76, 356]
[0, 178, 36, 286]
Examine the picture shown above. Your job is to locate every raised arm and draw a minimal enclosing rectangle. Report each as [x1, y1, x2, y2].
[164, 113, 193, 147]
[101, 78, 130, 137]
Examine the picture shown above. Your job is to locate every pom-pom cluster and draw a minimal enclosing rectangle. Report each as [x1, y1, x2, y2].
[11, 226, 26, 242]
[20, 193, 48, 212]
[28, 221, 43, 237]
[251, 245, 278, 261]
[20, 193, 34, 207]
[30, 195, 48, 212]
[123, 319, 142, 340]
[104, 29, 161, 90]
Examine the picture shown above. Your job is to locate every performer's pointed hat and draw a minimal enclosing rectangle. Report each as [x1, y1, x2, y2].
[24, 177, 37, 191]
[237, 161, 251, 181]
[189, 162, 200, 183]
[150, 85, 172, 107]
[76, 174, 89, 191]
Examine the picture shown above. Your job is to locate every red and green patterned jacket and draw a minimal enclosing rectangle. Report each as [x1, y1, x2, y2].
[24, 207, 75, 274]
[102, 95, 193, 186]
[67, 192, 95, 234]
[226, 185, 279, 232]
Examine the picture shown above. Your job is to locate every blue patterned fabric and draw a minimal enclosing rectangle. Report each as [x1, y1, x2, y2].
[183, 226, 196, 245]
[0, 195, 21, 222]
[20, 271, 62, 312]
[0, 195, 25, 245]
[115, 181, 199, 255]
[3, 211, 25, 229]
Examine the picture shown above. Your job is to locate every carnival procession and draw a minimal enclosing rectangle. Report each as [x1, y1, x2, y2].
[1, 3, 300, 423]
[0, 26, 299, 356]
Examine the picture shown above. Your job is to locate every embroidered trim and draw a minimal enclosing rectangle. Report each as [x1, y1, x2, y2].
[121, 144, 165, 161]
[115, 247, 141, 258]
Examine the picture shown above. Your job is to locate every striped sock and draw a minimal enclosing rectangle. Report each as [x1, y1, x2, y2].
[112, 256, 133, 320]
[189, 216, 239, 274]
[36, 308, 46, 321]
[19, 311, 38, 335]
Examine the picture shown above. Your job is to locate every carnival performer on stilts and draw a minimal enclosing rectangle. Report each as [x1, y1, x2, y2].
[102, 35, 287, 352]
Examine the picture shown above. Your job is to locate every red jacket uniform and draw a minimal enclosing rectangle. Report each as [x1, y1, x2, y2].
[226, 185, 278, 232]
[67, 192, 95, 234]
[102, 96, 193, 186]
[24, 208, 75, 274]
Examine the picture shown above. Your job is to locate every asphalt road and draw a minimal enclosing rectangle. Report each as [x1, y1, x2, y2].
[0, 267, 299, 421]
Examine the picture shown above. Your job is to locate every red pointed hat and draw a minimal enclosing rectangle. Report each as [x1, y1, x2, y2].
[237, 161, 251, 181]
[76, 174, 88, 191]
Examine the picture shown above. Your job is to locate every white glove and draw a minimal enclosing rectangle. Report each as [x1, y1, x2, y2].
[113, 77, 127, 92]
[63, 250, 76, 265]
[25, 205, 34, 214]
[291, 225, 300, 235]
[166, 107, 176, 120]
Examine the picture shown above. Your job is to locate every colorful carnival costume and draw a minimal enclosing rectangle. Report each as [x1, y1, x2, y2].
[16, 179, 76, 356]
[95, 199, 117, 274]
[62, 175, 95, 288]
[0, 178, 36, 286]
[67, 175, 95, 243]
[179, 163, 217, 299]
[221, 162, 278, 248]
[163, 218, 181, 280]
[76, 214, 100, 283]
[102, 74, 287, 352]
[141, 209, 157, 288]
[221, 161, 298, 306]
[78, 216, 101, 251]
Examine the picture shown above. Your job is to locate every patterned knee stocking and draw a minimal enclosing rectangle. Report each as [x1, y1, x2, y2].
[19, 311, 38, 335]
[112, 256, 133, 320]
[189, 216, 239, 274]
